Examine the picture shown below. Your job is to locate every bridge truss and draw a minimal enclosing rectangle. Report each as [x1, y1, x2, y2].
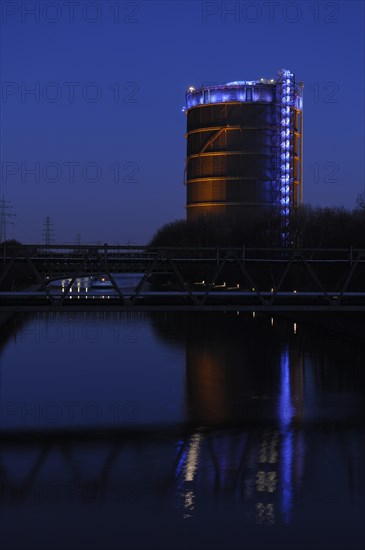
[1, 244, 365, 311]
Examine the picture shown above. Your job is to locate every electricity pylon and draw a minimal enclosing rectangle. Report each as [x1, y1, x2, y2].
[42, 216, 55, 247]
[0, 196, 15, 243]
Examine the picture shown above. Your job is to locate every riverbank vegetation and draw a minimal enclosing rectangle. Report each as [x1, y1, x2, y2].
[149, 204, 365, 249]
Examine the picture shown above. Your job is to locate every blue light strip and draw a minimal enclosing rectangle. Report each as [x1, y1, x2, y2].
[278, 346, 294, 523]
[277, 69, 295, 242]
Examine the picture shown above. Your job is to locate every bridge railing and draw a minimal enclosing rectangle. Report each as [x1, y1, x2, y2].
[2, 243, 363, 261]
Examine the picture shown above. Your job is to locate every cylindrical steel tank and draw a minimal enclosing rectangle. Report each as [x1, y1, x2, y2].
[184, 73, 303, 225]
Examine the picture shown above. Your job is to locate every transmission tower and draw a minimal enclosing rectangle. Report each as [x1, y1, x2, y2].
[75, 233, 81, 246]
[0, 196, 15, 242]
[42, 216, 55, 246]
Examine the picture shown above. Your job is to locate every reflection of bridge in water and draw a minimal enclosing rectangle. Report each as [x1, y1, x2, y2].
[0, 424, 363, 526]
[2, 244, 365, 311]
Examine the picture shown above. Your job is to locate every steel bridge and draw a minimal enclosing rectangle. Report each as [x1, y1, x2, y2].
[1, 244, 365, 311]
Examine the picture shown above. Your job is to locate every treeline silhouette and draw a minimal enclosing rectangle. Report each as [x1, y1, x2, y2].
[149, 205, 365, 248]
[0, 240, 35, 290]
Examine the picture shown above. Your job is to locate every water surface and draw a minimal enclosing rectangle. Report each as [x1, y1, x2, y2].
[0, 312, 364, 549]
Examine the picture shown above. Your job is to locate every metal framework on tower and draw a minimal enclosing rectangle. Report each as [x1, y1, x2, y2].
[276, 69, 295, 243]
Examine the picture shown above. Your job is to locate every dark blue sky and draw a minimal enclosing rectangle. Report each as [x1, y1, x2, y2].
[0, 1, 364, 244]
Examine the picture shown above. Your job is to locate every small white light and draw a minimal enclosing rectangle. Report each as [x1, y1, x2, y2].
[188, 86, 195, 92]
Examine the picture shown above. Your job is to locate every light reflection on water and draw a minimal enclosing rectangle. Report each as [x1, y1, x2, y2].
[51, 273, 143, 297]
[0, 312, 364, 549]
[278, 346, 294, 522]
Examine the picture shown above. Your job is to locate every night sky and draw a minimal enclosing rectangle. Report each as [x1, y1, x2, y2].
[0, 1, 364, 244]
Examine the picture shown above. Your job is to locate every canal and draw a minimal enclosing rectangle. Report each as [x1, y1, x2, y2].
[0, 311, 364, 549]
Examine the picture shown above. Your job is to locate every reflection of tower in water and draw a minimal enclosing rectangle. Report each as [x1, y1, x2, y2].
[178, 315, 306, 523]
[185, 314, 279, 425]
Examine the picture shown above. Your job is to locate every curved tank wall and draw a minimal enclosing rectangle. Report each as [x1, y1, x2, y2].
[185, 99, 277, 222]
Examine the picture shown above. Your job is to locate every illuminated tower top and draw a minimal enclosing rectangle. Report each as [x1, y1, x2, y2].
[184, 72, 303, 112]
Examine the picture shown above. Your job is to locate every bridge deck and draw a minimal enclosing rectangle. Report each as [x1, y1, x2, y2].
[1, 293, 365, 312]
